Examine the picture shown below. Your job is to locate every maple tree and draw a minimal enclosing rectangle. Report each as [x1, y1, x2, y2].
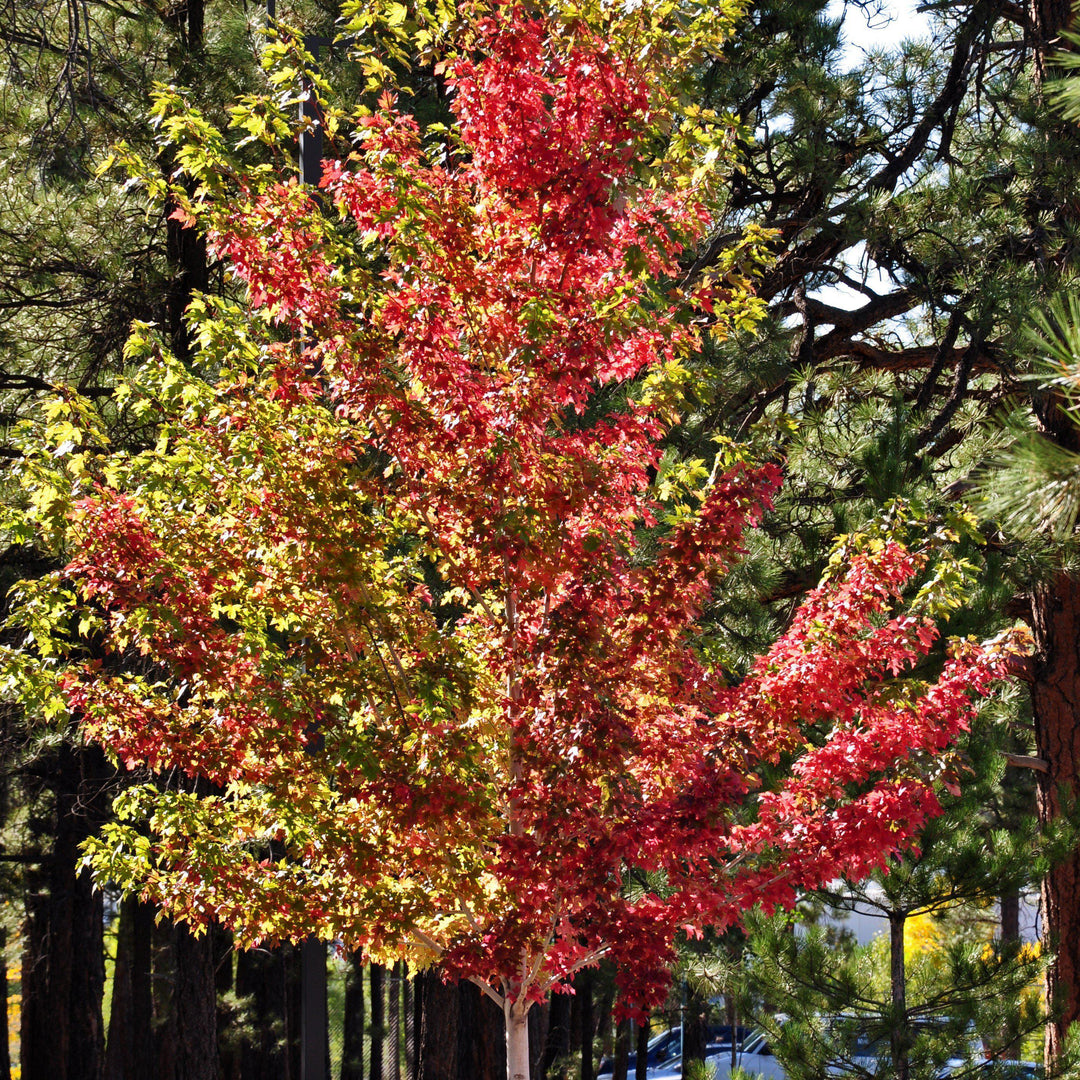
[4, 1, 1021, 1076]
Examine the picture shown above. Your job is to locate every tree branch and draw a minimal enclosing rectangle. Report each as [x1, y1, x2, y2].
[1004, 753, 1050, 772]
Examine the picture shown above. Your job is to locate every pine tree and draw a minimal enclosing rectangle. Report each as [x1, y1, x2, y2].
[745, 711, 1060, 1080]
[676, 0, 1080, 1065]
[0, 2, 350, 1075]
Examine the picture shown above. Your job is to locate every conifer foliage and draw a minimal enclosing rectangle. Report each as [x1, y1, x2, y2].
[6, 1, 1019, 1073]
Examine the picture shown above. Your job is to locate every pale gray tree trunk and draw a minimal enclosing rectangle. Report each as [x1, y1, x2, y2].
[504, 1000, 531, 1080]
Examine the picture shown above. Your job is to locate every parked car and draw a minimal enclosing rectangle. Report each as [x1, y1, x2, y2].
[645, 1054, 685, 1080]
[709, 1018, 963, 1080]
[709, 1030, 787, 1080]
[597, 1027, 681, 1077]
[939, 1061, 1043, 1080]
[823, 1014, 981, 1078]
[598, 1025, 751, 1078]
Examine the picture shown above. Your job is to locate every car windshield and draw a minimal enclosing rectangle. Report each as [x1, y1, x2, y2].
[741, 1032, 771, 1055]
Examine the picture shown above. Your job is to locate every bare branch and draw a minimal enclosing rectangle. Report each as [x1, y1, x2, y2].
[1004, 753, 1050, 773]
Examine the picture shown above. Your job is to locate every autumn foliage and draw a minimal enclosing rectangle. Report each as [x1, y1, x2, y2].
[7, 0, 1016, 1048]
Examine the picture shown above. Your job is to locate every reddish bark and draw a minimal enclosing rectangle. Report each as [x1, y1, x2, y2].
[417, 971, 457, 1080]
[1032, 572, 1080, 1062]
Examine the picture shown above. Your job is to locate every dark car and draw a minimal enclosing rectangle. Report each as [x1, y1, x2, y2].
[597, 1025, 750, 1077]
[940, 1061, 1044, 1080]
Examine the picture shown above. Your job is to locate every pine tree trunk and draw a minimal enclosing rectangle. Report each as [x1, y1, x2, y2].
[889, 911, 909, 1080]
[153, 920, 178, 1080]
[683, 987, 708, 1073]
[527, 1002, 544, 1080]
[212, 925, 237, 1080]
[0, 930, 9, 1080]
[1032, 572, 1080, 1065]
[578, 971, 594, 1080]
[105, 896, 155, 1080]
[387, 962, 401, 1080]
[404, 971, 415, 1080]
[611, 1018, 630, 1080]
[235, 944, 302, 1080]
[724, 996, 737, 1073]
[299, 939, 329, 1080]
[457, 983, 505, 1080]
[1001, 890, 1021, 943]
[539, 991, 570, 1079]
[595, 982, 614, 1068]
[341, 954, 366, 1080]
[569, 980, 582, 1074]
[70, 864, 106, 1080]
[21, 745, 107, 1080]
[174, 924, 222, 1080]
[635, 1021, 649, 1080]
[1030, 0, 1076, 83]
[160, 0, 207, 361]
[129, 902, 154, 1080]
[370, 965, 385, 1080]
[415, 970, 457, 1080]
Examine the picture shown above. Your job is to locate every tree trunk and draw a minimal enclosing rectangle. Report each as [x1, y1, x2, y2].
[1001, 890, 1021, 944]
[682, 986, 708, 1073]
[539, 991, 570, 1079]
[212, 925, 237, 1080]
[1032, 571, 1080, 1065]
[105, 896, 155, 1080]
[387, 962, 401, 1080]
[404, 972, 415, 1080]
[175, 924, 222, 1080]
[889, 911, 909, 1080]
[21, 745, 107, 1080]
[0, 930, 9, 1080]
[370, 965, 385, 1080]
[505, 1001, 531, 1080]
[160, 0, 207, 362]
[528, 1002, 544, 1080]
[235, 944, 302, 1080]
[595, 980, 614, 1069]
[300, 939, 329, 1080]
[578, 971, 594, 1080]
[341, 954, 365, 1080]
[154, 920, 178, 1080]
[70, 866, 106, 1080]
[724, 995, 738, 1073]
[457, 982, 504, 1080]
[415, 970, 457, 1080]
[999, 890, 1023, 1060]
[611, 1018, 630, 1080]
[635, 1021, 649, 1080]
[1030, 0, 1075, 83]
[568, 981, 582, 1077]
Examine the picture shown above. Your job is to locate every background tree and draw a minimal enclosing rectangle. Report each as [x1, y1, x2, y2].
[676, 0, 1080, 1064]
[0, 1, 404, 1075]
[745, 709, 1058, 1080]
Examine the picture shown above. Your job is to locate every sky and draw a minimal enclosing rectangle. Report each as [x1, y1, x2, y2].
[802, 2, 936, 310]
[827, 0, 932, 64]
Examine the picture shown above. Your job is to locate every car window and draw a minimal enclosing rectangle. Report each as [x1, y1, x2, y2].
[743, 1033, 772, 1056]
